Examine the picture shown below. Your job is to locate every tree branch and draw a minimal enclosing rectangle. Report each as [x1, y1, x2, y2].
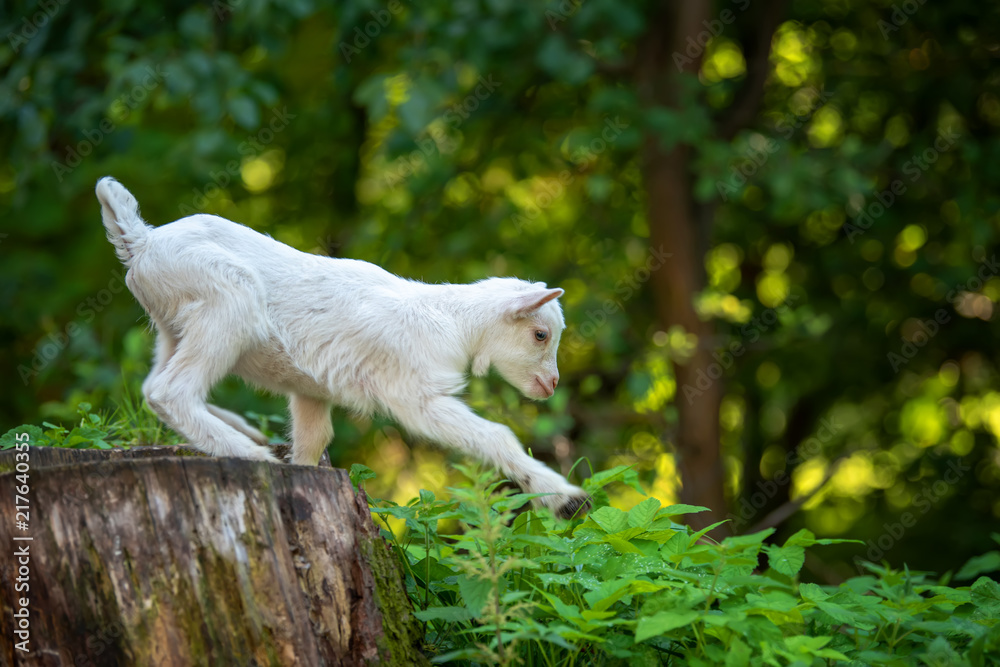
[744, 454, 848, 535]
[718, 0, 788, 140]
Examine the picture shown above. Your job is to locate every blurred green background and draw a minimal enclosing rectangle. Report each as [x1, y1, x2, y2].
[2, 0, 999, 581]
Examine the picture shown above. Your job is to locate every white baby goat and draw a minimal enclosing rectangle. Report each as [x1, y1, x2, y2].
[95, 177, 590, 518]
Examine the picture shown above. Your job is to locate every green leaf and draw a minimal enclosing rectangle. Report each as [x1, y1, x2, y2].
[349, 463, 377, 489]
[689, 520, 730, 545]
[782, 528, 817, 547]
[722, 528, 775, 548]
[971, 577, 1000, 615]
[583, 579, 633, 612]
[725, 638, 752, 667]
[816, 600, 857, 624]
[414, 606, 474, 623]
[411, 556, 454, 587]
[512, 534, 569, 552]
[956, 551, 1000, 580]
[604, 535, 643, 555]
[457, 575, 493, 616]
[661, 531, 691, 560]
[0, 425, 44, 450]
[430, 647, 487, 663]
[535, 588, 583, 620]
[784, 635, 848, 660]
[798, 582, 830, 602]
[583, 465, 644, 496]
[635, 610, 699, 642]
[588, 506, 629, 534]
[658, 504, 710, 518]
[628, 497, 660, 528]
[766, 545, 806, 577]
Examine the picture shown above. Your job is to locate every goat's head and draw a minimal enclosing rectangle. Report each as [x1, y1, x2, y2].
[473, 279, 565, 400]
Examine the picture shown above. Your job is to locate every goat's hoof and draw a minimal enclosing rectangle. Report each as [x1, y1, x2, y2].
[557, 495, 592, 520]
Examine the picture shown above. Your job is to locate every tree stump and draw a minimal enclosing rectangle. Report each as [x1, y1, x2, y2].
[0, 446, 428, 667]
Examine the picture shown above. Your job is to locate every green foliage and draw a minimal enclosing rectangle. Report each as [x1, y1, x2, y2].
[0, 396, 180, 451]
[1, 402, 114, 450]
[5, 411, 999, 663]
[368, 468, 1000, 666]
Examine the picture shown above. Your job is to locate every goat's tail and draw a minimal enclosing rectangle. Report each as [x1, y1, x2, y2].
[95, 176, 151, 267]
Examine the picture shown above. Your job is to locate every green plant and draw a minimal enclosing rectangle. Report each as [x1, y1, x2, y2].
[243, 411, 288, 444]
[0, 393, 182, 450]
[1, 402, 115, 450]
[107, 377, 181, 447]
[359, 465, 1000, 666]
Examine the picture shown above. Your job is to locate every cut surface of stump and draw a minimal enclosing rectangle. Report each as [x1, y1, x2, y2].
[0, 446, 427, 667]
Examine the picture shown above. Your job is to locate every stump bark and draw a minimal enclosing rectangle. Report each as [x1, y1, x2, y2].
[0, 446, 428, 667]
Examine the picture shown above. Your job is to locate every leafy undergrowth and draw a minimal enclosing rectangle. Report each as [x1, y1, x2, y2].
[356, 464, 1000, 667]
[4, 406, 999, 665]
[0, 398, 183, 451]
[0, 400, 287, 452]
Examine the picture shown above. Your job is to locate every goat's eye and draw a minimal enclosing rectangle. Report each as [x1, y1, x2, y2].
[534, 330, 548, 342]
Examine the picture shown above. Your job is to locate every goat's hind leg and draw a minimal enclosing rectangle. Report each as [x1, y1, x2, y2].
[144, 330, 269, 448]
[207, 405, 270, 447]
[142, 306, 276, 462]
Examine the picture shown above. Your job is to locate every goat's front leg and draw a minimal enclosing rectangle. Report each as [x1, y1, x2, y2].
[389, 395, 590, 518]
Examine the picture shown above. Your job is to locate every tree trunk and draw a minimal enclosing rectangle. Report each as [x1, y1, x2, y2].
[637, 0, 731, 537]
[635, 0, 785, 537]
[0, 446, 428, 667]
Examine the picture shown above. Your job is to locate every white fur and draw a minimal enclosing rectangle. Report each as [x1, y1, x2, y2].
[96, 177, 589, 517]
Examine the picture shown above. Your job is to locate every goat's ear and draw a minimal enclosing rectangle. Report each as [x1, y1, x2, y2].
[509, 288, 564, 317]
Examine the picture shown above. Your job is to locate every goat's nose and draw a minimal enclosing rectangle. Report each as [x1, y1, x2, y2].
[550, 376, 559, 392]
